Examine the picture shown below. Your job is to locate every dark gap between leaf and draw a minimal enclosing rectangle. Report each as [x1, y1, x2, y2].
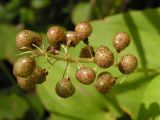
[123, 13, 147, 69]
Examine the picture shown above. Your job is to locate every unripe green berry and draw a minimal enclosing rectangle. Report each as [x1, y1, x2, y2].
[13, 57, 36, 78]
[33, 66, 48, 84]
[79, 45, 95, 58]
[75, 22, 92, 40]
[118, 54, 138, 74]
[55, 77, 75, 98]
[94, 45, 114, 68]
[16, 30, 42, 51]
[95, 72, 116, 94]
[66, 31, 81, 46]
[113, 32, 130, 53]
[16, 75, 36, 91]
[47, 26, 65, 45]
[75, 67, 96, 85]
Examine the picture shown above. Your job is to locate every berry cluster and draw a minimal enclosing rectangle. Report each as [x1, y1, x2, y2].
[13, 22, 138, 98]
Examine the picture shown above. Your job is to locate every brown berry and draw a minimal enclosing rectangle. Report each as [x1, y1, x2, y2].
[55, 77, 75, 98]
[75, 67, 96, 85]
[13, 57, 36, 78]
[47, 26, 65, 45]
[75, 22, 92, 40]
[95, 72, 116, 94]
[113, 32, 130, 52]
[16, 75, 36, 91]
[16, 30, 42, 51]
[66, 31, 81, 46]
[94, 45, 114, 68]
[79, 45, 95, 58]
[33, 66, 48, 84]
[118, 54, 138, 74]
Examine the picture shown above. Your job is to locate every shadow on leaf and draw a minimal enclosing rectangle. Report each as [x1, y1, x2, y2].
[137, 103, 160, 120]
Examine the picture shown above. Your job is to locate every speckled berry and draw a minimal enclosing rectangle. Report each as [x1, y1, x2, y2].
[75, 22, 92, 40]
[13, 57, 36, 78]
[65, 31, 81, 46]
[16, 30, 42, 51]
[75, 67, 96, 85]
[79, 45, 95, 58]
[94, 45, 114, 68]
[118, 54, 138, 74]
[55, 77, 75, 98]
[113, 32, 130, 52]
[33, 66, 48, 84]
[47, 26, 65, 45]
[95, 72, 116, 94]
[16, 75, 36, 91]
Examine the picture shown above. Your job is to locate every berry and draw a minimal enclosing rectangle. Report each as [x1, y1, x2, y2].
[47, 44, 61, 55]
[16, 30, 42, 51]
[113, 32, 130, 53]
[95, 72, 116, 94]
[79, 45, 95, 58]
[118, 54, 138, 74]
[75, 67, 96, 85]
[13, 57, 36, 78]
[33, 66, 48, 84]
[55, 77, 75, 98]
[65, 31, 81, 46]
[16, 75, 36, 91]
[47, 26, 65, 45]
[94, 45, 114, 68]
[75, 22, 92, 40]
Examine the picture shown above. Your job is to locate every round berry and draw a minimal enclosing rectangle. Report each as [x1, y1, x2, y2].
[66, 31, 81, 46]
[47, 26, 65, 45]
[55, 77, 75, 98]
[75, 22, 92, 40]
[113, 32, 130, 53]
[118, 54, 138, 74]
[33, 66, 48, 84]
[16, 75, 36, 91]
[79, 45, 95, 58]
[75, 67, 96, 85]
[95, 72, 116, 94]
[94, 45, 114, 68]
[13, 57, 36, 78]
[16, 30, 42, 51]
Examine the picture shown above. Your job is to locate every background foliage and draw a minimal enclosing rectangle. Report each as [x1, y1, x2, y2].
[0, 0, 160, 120]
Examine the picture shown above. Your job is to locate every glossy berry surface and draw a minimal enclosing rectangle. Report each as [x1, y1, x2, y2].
[17, 75, 36, 91]
[75, 67, 96, 85]
[66, 31, 80, 46]
[75, 22, 92, 40]
[47, 26, 65, 45]
[118, 54, 138, 74]
[13, 57, 36, 78]
[55, 77, 75, 98]
[94, 45, 114, 68]
[16, 30, 42, 51]
[113, 32, 130, 52]
[95, 72, 116, 94]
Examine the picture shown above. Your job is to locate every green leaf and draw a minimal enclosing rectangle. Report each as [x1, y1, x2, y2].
[0, 93, 28, 120]
[37, 8, 160, 120]
[0, 24, 18, 62]
[72, 2, 91, 24]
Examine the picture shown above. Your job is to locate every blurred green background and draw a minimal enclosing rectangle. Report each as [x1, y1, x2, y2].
[0, 0, 160, 120]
